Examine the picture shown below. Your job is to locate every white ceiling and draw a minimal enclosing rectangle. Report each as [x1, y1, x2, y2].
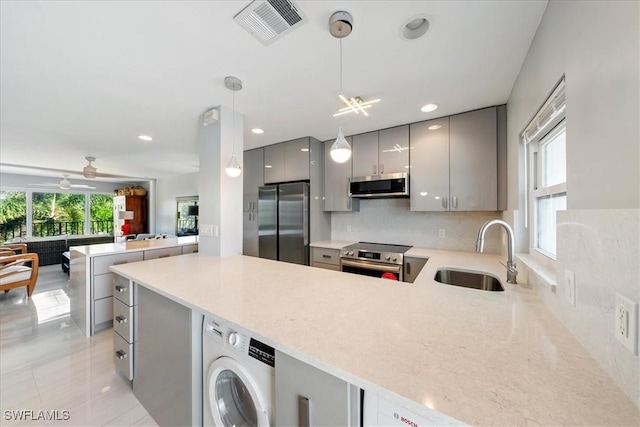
[0, 0, 547, 181]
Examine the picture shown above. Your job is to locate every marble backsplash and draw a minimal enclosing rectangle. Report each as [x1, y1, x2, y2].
[330, 198, 504, 254]
[537, 209, 639, 406]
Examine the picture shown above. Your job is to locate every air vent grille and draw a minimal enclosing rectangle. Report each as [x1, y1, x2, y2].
[234, 0, 307, 46]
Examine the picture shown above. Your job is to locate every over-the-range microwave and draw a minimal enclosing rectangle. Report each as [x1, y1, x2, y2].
[349, 172, 409, 198]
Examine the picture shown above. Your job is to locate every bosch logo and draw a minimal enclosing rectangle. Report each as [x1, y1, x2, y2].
[400, 416, 419, 427]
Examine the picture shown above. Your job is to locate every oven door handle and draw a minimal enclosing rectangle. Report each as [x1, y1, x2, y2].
[341, 259, 402, 273]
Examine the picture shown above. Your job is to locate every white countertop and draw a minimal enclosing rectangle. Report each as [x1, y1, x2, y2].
[110, 251, 639, 426]
[71, 235, 198, 256]
[309, 239, 355, 250]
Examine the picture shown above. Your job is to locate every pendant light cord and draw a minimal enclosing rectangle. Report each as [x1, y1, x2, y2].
[231, 88, 236, 156]
[339, 38, 343, 94]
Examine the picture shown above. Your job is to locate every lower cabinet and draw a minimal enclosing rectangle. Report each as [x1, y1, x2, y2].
[311, 247, 341, 271]
[113, 274, 136, 381]
[275, 351, 360, 426]
[403, 257, 429, 283]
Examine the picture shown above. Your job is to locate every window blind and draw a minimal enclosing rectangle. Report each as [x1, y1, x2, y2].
[521, 77, 566, 145]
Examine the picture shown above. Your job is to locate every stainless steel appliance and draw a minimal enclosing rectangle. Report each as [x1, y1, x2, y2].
[349, 172, 409, 198]
[258, 182, 310, 265]
[340, 242, 412, 282]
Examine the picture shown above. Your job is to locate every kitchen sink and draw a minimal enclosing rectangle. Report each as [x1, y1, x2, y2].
[434, 268, 504, 291]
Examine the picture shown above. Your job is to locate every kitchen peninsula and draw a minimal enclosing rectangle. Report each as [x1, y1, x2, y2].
[69, 236, 198, 337]
[110, 251, 639, 426]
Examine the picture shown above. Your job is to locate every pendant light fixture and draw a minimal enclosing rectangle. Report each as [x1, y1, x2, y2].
[224, 76, 242, 177]
[329, 11, 353, 164]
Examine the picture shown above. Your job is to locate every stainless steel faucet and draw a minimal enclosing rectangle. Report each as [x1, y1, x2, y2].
[476, 219, 518, 284]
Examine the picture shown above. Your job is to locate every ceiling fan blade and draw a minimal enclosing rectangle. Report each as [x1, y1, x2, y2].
[70, 184, 97, 189]
[28, 182, 60, 187]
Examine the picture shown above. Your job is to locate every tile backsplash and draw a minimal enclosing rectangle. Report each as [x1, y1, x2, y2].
[331, 199, 503, 254]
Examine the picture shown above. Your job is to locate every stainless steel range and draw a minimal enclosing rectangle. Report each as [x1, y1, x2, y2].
[340, 242, 412, 282]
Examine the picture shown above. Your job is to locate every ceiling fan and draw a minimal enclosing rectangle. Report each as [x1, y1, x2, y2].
[2, 156, 142, 180]
[29, 174, 96, 190]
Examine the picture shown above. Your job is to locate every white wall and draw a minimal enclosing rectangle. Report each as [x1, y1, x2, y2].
[155, 172, 198, 235]
[506, 0, 640, 405]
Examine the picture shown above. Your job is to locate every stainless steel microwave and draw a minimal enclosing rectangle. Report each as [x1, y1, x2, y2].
[349, 173, 409, 198]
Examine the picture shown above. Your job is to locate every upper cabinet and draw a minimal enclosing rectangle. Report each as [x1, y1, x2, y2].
[323, 137, 359, 212]
[352, 125, 409, 177]
[264, 137, 310, 184]
[410, 106, 502, 211]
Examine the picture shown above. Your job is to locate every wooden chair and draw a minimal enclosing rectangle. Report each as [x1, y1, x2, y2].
[0, 243, 27, 255]
[0, 253, 39, 297]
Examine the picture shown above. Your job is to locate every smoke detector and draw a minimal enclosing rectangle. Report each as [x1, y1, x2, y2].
[234, 0, 308, 46]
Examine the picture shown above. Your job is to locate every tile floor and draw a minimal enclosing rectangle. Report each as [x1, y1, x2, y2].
[0, 265, 158, 426]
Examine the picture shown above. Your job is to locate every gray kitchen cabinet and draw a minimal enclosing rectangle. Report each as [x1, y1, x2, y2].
[275, 350, 359, 426]
[134, 286, 200, 427]
[410, 106, 501, 211]
[352, 131, 379, 177]
[449, 106, 497, 211]
[378, 125, 410, 174]
[243, 148, 263, 257]
[353, 126, 409, 177]
[403, 257, 428, 283]
[410, 117, 450, 211]
[323, 137, 359, 212]
[264, 142, 285, 183]
[311, 247, 341, 271]
[113, 274, 136, 381]
[264, 138, 310, 184]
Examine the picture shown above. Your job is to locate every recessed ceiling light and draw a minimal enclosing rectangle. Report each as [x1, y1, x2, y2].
[428, 124, 442, 130]
[138, 135, 153, 141]
[251, 128, 264, 134]
[421, 104, 438, 113]
[401, 14, 431, 40]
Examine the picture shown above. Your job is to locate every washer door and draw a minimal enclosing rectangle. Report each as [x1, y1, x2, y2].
[207, 356, 270, 427]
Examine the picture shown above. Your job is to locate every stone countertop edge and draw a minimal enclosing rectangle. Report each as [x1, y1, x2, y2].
[69, 235, 198, 256]
[110, 251, 639, 426]
[309, 240, 356, 250]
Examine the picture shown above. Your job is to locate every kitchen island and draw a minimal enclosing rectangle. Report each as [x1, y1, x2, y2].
[69, 236, 198, 337]
[110, 251, 639, 426]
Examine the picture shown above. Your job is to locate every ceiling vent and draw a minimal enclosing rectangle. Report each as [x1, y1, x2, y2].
[234, 0, 308, 46]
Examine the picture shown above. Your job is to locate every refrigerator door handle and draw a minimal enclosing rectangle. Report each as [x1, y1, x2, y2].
[303, 190, 309, 246]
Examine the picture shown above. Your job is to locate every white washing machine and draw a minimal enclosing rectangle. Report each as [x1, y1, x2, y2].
[202, 315, 275, 427]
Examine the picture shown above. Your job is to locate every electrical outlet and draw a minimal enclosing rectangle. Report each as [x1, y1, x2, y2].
[615, 293, 638, 355]
[438, 228, 445, 238]
[200, 224, 213, 236]
[564, 270, 576, 306]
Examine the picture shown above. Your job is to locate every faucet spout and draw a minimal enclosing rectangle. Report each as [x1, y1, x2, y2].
[476, 219, 518, 284]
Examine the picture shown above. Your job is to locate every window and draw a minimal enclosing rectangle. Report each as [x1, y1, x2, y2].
[523, 77, 566, 259]
[0, 191, 27, 241]
[90, 194, 114, 234]
[32, 192, 86, 237]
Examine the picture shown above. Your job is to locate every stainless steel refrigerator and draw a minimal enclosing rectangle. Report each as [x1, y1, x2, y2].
[258, 182, 309, 265]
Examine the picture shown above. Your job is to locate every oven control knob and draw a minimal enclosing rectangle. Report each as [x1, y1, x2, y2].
[343, 250, 349, 255]
[385, 255, 391, 260]
[392, 256, 398, 262]
[228, 332, 240, 346]
[348, 250, 354, 256]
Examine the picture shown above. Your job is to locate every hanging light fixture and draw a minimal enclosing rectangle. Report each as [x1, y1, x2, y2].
[224, 76, 242, 177]
[329, 11, 353, 164]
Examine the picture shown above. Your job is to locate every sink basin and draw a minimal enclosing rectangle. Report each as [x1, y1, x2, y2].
[434, 268, 504, 291]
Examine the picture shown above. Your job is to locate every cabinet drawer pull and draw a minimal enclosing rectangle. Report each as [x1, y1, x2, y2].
[115, 350, 127, 360]
[115, 315, 127, 324]
[380, 163, 384, 174]
[406, 262, 411, 275]
[322, 254, 332, 259]
[373, 165, 377, 175]
[115, 285, 127, 293]
[442, 197, 448, 209]
[452, 196, 458, 209]
[159, 254, 171, 258]
[113, 260, 128, 266]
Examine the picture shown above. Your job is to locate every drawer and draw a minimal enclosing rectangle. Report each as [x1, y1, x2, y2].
[311, 247, 340, 266]
[94, 296, 113, 326]
[93, 273, 113, 300]
[181, 244, 199, 254]
[113, 274, 135, 305]
[113, 298, 134, 343]
[113, 332, 134, 380]
[312, 262, 341, 272]
[93, 252, 144, 275]
[143, 247, 182, 260]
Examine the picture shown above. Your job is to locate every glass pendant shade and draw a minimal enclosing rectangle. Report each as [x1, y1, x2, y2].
[330, 127, 352, 163]
[225, 154, 242, 177]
